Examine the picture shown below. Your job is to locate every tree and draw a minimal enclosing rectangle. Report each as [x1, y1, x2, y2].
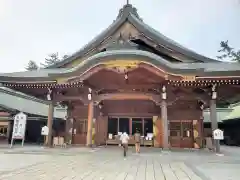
[217, 40, 240, 62]
[62, 54, 69, 60]
[26, 60, 39, 71]
[41, 53, 61, 67]
[40, 53, 69, 68]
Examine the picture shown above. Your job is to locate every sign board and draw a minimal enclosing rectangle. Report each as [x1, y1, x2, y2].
[182, 76, 196, 81]
[68, 128, 76, 134]
[10, 112, 27, 148]
[213, 129, 224, 140]
[41, 126, 49, 136]
[12, 112, 27, 139]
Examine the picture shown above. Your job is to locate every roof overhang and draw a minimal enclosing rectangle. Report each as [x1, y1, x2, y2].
[1, 50, 240, 85]
[48, 49, 240, 79]
[48, 49, 205, 79]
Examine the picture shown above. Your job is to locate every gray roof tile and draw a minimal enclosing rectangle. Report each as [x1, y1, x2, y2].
[0, 87, 66, 118]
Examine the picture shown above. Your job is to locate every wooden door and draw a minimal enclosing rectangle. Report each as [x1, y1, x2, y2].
[169, 121, 181, 147]
[169, 120, 194, 148]
[95, 116, 108, 145]
[72, 119, 87, 145]
[180, 121, 194, 148]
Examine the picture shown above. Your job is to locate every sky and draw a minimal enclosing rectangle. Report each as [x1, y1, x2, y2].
[0, 0, 239, 73]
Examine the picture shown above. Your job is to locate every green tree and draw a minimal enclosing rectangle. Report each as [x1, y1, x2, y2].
[41, 53, 69, 67]
[41, 53, 61, 67]
[26, 60, 39, 71]
[217, 40, 240, 62]
[62, 54, 69, 60]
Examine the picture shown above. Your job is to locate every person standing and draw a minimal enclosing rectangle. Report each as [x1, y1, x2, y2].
[134, 129, 141, 153]
[120, 131, 129, 157]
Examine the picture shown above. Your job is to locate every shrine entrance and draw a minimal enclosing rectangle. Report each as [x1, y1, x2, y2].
[106, 116, 153, 146]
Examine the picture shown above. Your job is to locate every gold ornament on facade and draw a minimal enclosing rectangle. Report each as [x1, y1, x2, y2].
[182, 76, 196, 81]
[103, 60, 140, 73]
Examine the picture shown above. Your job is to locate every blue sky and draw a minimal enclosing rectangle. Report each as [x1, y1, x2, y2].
[0, 0, 239, 72]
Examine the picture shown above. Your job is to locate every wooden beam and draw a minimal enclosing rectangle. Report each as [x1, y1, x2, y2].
[96, 92, 161, 104]
[55, 94, 88, 104]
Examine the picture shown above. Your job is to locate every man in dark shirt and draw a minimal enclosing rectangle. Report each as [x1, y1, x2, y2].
[134, 129, 141, 153]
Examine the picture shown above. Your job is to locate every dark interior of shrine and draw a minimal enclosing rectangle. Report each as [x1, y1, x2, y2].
[7, 118, 65, 145]
[107, 117, 153, 136]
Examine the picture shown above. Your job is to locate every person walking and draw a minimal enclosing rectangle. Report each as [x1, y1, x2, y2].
[134, 129, 141, 153]
[120, 131, 129, 157]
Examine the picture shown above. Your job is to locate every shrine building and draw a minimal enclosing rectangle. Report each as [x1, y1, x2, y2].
[1, 4, 240, 149]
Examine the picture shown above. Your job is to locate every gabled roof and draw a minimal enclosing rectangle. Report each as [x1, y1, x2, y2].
[48, 4, 219, 68]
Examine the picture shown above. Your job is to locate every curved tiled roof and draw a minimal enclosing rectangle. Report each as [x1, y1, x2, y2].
[48, 49, 240, 77]
[48, 4, 219, 68]
[0, 49, 240, 82]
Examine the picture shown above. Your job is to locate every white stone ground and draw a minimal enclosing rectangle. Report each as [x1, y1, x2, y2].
[0, 145, 239, 180]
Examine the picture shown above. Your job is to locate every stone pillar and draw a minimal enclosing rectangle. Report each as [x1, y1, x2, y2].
[86, 101, 94, 147]
[46, 101, 54, 147]
[161, 100, 168, 149]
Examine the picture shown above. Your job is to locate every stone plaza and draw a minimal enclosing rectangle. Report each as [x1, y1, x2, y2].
[0, 146, 239, 180]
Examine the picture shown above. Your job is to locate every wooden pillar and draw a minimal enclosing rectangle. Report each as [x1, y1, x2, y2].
[129, 118, 132, 135]
[7, 120, 12, 143]
[86, 101, 94, 147]
[161, 85, 168, 149]
[210, 99, 220, 152]
[161, 100, 168, 149]
[117, 118, 120, 133]
[142, 118, 144, 136]
[46, 101, 54, 147]
[92, 105, 98, 146]
[210, 100, 218, 133]
[65, 105, 72, 144]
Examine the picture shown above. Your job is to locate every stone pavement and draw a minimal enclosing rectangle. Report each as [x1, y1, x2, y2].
[0, 146, 239, 180]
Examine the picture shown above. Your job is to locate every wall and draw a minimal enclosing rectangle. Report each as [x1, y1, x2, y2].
[103, 100, 160, 117]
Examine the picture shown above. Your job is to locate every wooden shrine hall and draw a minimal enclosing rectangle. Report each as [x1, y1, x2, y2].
[1, 4, 240, 149]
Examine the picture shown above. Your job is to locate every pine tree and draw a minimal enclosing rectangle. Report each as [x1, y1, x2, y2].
[62, 54, 69, 60]
[217, 41, 240, 62]
[26, 60, 39, 71]
[41, 53, 61, 67]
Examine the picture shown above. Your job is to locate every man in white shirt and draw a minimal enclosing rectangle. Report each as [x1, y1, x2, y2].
[120, 132, 129, 157]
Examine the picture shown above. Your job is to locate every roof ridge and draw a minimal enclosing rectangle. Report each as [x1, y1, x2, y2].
[116, 4, 142, 21]
[46, 3, 219, 68]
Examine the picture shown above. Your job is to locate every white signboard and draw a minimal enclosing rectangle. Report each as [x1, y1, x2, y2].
[213, 129, 224, 140]
[41, 126, 49, 136]
[10, 112, 27, 148]
[68, 128, 76, 134]
[12, 112, 27, 139]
